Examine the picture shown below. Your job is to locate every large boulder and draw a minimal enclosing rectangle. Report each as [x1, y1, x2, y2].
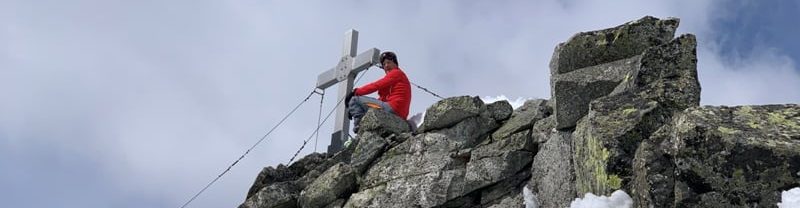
[358, 109, 410, 135]
[484, 100, 514, 122]
[527, 131, 576, 208]
[240, 181, 300, 208]
[349, 131, 390, 175]
[353, 132, 467, 207]
[344, 103, 523, 207]
[492, 99, 551, 139]
[549, 16, 680, 130]
[245, 165, 298, 200]
[552, 56, 640, 129]
[549, 16, 679, 75]
[246, 153, 330, 196]
[464, 130, 535, 193]
[634, 105, 800, 207]
[572, 92, 667, 195]
[572, 34, 700, 196]
[298, 163, 357, 208]
[419, 96, 486, 132]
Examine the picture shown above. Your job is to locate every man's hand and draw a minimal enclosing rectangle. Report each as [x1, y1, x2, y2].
[345, 88, 357, 119]
[345, 88, 358, 106]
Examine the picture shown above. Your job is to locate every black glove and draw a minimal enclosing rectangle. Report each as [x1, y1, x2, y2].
[345, 88, 357, 105]
[345, 88, 357, 119]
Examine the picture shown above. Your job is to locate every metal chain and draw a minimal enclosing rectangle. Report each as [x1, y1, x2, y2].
[180, 90, 317, 208]
[287, 70, 368, 164]
[314, 89, 324, 152]
[411, 81, 444, 100]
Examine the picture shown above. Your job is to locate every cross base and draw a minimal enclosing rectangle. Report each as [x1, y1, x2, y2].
[327, 130, 345, 153]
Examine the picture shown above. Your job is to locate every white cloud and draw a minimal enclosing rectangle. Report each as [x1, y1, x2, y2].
[1, 0, 797, 207]
[697, 44, 800, 105]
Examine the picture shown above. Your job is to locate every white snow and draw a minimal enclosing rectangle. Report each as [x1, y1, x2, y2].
[570, 190, 632, 208]
[523, 186, 538, 208]
[779, 187, 800, 208]
[481, 95, 531, 109]
[408, 112, 424, 128]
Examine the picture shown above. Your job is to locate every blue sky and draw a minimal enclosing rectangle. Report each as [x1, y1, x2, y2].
[1, 0, 798, 207]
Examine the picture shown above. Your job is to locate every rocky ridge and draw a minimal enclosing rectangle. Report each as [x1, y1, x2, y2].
[240, 16, 800, 208]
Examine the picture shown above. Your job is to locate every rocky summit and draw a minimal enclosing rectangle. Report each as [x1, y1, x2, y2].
[240, 16, 800, 208]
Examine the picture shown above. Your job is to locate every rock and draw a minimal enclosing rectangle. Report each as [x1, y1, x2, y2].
[246, 165, 298, 199]
[531, 115, 555, 144]
[552, 56, 640, 129]
[464, 130, 535, 193]
[632, 34, 700, 111]
[429, 115, 500, 151]
[631, 126, 675, 208]
[527, 131, 576, 208]
[323, 199, 346, 208]
[294, 140, 358, 189]
[341, 184, 384, 208]
[485, 100, 514, 122]
[298, 163, 357, 208]
[645, 105, 800, 207]
[492, 99, 551, 139]
[240, 181, 300, 208]
[419, 96, 485, 132]
[350, 131, 389, 175]
[479, 170, 531, 206]
[348, 169, 466, 207]
[358, 109, 410, 135]
[549, 16, 679, 75]
[244, 152, 328, 201]
[572, 92, 668, 196]
[442, 168, 531, 208]
[572, 33, 700, 196]
[486, 194, 524, 208]
[359, 133, 461, 190]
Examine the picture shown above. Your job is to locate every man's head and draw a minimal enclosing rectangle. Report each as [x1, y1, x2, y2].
[379, 51, 398, 71]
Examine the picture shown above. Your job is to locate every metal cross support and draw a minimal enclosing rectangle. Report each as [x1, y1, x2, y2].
[316, 29, 380, 153]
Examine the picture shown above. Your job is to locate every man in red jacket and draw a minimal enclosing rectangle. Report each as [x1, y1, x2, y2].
[346, 51, 411, 133]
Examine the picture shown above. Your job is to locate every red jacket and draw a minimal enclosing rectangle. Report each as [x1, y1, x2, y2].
[354, 67, 411, 119]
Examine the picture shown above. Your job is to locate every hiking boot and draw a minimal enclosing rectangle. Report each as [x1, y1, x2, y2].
[353, 117, 361, 133]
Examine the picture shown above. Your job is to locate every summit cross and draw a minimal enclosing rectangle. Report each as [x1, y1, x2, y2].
[316, 29, 380, 153]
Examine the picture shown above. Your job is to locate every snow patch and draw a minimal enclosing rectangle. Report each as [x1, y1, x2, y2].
[408, 112, 424, 129]
[779, 187, 800, 208]
[523, 186, 538, 208]
[570, 190, 632, 208]
[481, 95, 531, 109]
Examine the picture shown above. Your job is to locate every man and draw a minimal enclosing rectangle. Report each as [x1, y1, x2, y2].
[345, 51, 411, 133]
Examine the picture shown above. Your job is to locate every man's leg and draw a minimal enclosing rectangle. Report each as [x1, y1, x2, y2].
[348, 96, 395, 133]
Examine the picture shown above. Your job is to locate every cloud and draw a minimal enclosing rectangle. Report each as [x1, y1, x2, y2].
[697, 43, 800, 105]
[1, 0, 797, 207]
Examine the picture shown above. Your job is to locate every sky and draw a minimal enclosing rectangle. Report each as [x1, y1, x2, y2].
[1, 0, 799, 207]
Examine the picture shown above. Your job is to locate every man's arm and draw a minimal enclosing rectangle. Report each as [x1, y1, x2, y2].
[354, 70, 401, 96]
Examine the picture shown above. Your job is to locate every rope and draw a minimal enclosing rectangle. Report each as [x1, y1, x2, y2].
[314, 89, 324, 152]
[179, 90, 317, 208]
[287, 71, 368, 164]
[411, 81, 444, 100]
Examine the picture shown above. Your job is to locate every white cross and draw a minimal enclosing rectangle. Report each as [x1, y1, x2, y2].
[316, 29, 380, 153]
